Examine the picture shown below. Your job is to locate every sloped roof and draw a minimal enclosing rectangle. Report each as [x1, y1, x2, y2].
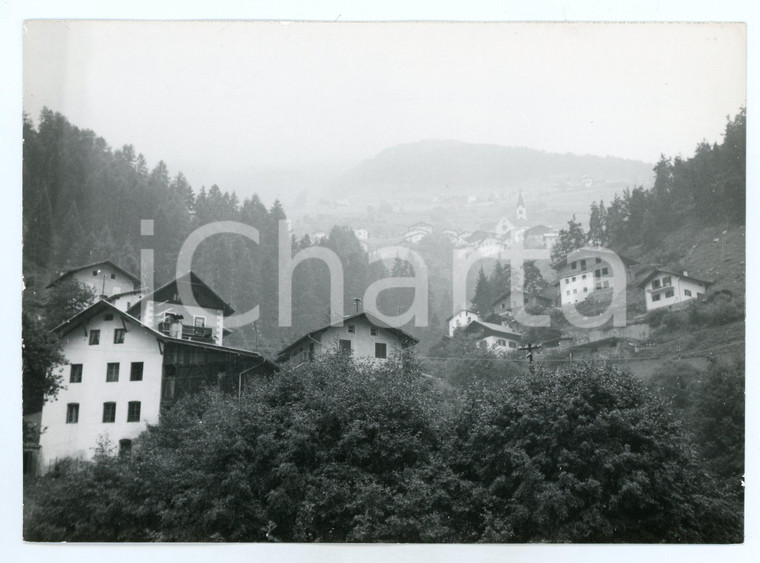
[127, 271, 235, 317]
[461, 319, 522, 340]
[635, 268, 713, 288]
[277, 311, 419, 358]
[445, 309, 478, 322]
[46, 260, 140, 289]
[552, 249, 638, 271]
[524, 224, 555, 237]
[52, 299, 277, 368]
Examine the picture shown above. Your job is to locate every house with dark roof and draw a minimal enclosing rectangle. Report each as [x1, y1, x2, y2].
[459, 319, 522, 353]
[277, 311, 418, 366]
[636, 268, 713, 311]
[553, 249, 638, 306]
[46, 260, 141, 298]
[127, 271, 235, 346]
[490, 289, 554, 317]
[36, 299, 276, 474]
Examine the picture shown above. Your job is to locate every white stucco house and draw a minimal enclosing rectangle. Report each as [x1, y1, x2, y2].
[459, 319, 522, 353]
[277, 311, 418, 366]
[37, 299, 276, 473]
[553, 250, 637, 306]
[47, 260, 142, 299]
[637, 269, 712, 311]
[446, 309, 479, 337]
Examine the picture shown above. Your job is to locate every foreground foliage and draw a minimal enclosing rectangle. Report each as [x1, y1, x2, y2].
[25, 353, 742, 542]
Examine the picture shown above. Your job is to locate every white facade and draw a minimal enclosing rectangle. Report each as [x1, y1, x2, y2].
[39, 312, 164, 471]
[482, 334, 520, 352]
[643, 272, 709, 311]
[448, 309, 479, 337]
[558, 255, 622, 306]
[560, 270, 596, 305]
[57, 262, 140, 298]
[280, 314, 415, 365]
[109, 289, 147, 312]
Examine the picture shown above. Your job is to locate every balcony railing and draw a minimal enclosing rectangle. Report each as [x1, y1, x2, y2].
[158, 322, 214, 341]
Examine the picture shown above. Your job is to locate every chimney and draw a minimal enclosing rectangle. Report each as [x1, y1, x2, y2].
[683, 270, 688, 277]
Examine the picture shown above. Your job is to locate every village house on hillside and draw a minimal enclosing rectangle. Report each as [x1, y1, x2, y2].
[446, 309, 479, 337]
[458, 319, 522, 353]
[490, 290, 554, 317]
[36, 299, 276, 474]
[277, 311, 418, 366]
[637, 268, 713, 311]
[553, 250, 637, 306]
[127, 272, 234, 346]
[47, 260, 142, 299]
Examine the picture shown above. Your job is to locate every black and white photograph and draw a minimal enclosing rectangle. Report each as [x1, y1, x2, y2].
[4, 1, 756, 561]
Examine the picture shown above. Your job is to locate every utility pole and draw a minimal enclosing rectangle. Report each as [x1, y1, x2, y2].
[519, 342, 542, 364]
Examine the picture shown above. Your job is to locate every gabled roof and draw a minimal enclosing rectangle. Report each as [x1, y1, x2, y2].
[445, 309, 478, 322]
[108, 288, 146, 300]
[524, 224, 555, 237]
[552, 249, 638, 271]
[52, 299, 277, 369]
[635, 268, 713, 288]
[460, 319, 522, 340]
[277, 311, 419, 358]
[127, 271, 235, 317]
[466, 230, 498, 244]
[46, 260, 141, 289]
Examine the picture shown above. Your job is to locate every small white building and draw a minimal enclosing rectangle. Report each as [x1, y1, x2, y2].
[494, 217, 514, 236]
[637, 269, 712, 311]
[460, 319, 521, 353]
[38, 300, 276, 473]
[446, 309, 479, 337]
[554, 251, 637, 306]
[108, 288, 147, 312]
[127, 272, 235, 346]
[277, 312, 418, 366]
[47, 260, 141, 299]
[353, 228, 369, 241]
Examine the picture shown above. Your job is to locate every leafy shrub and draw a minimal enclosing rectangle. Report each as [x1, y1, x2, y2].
[24, 354, 742, 543]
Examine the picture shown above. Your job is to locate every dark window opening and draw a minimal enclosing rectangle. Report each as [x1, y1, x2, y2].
[114, 328, 126, 344]
[89, 330, 100, 345]
[66, 403, 79, 424]
[103, 402, 116, 423]
[375, 343, 387, 359]
[127, 401, 141, 422]
[106, 363, 120, 382]
[339, 339, 352, 354]
[130, 362, 144, 381]
[70, 364, 83, 383]
[119, 439, 132, 455]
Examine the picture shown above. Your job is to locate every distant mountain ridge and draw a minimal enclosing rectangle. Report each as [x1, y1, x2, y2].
[331, 140, 654, 196]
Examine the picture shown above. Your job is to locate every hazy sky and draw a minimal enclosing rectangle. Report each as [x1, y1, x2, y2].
[23, 21, 745, 194]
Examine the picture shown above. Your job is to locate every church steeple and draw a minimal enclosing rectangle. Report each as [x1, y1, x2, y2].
[516, 191, 527, 224]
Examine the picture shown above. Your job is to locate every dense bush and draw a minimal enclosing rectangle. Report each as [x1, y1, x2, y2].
[24, 353, 742, 542]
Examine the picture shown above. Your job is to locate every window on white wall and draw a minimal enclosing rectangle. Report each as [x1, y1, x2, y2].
[66, 403, 79, 424]
[375, 343, 387, 359]
[194, 316, 206, 328]
[70, 364, 83, 383]
[106, 363, 119, 382]
[127, 401, 141, 422]
[102, 402, 116, 423]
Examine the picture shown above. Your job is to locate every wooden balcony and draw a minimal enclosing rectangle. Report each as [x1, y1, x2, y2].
[158, 322, 214, 342]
